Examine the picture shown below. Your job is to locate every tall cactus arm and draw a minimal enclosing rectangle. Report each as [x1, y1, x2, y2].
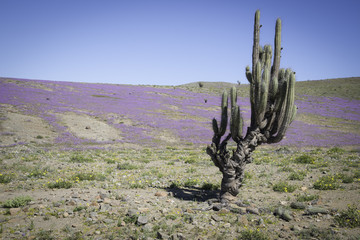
[271, 18, 281, 86]
[252, 10, 260, 76]
[268, 70, 296, 143]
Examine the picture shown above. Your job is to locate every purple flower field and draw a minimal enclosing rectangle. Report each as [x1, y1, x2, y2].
[1, 77, 359, 148]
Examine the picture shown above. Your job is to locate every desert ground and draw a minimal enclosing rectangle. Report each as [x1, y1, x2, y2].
[0, 77, 359, 239]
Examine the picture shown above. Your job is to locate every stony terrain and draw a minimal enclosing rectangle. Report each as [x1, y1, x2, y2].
[0, 77, 360, 239]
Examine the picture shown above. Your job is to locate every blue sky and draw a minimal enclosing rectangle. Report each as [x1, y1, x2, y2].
[1, 0, 359, 85]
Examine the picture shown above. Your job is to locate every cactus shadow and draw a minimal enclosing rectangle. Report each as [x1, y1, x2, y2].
[165, 187, 220, 202]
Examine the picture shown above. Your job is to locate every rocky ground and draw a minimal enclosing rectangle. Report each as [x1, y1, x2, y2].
[0, 144, 359, 239]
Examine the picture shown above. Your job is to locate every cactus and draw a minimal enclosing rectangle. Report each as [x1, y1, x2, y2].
[206, 10, 297, 202]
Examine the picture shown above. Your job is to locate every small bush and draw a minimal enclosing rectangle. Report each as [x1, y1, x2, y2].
[0, 173, 12, 183]
[117, 162, 139, 170]
[313, 175, 339, 190]
[273, 181, 297, 193]
[298, 226, 339, 239]
[339, 174, 354, 184]
[334, 205, 360, 228]
[288, 171, 307, 181]
[69, 154, 93, 163]
[296, 194, 319, 202]
[3, 196, 32, 208]
[72, 172, 106, 182]
[48, 179, 73, 189]
[295, 155, 315, 164]
[237, 229, 270, 240]
[327, 147, 345, 154]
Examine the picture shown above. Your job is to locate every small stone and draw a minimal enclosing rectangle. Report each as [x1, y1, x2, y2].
[155, 191, 168, 197]
[9, 208, 21, 215]
[224, 223, 231, 228]
[103, 198, 112, 204]
[85, 126, 91, 129]
[136, 215, 148, 225]
[301, 186, 308, 192]
[95, 230, 101, 235]
[53, 202, 61, 207]
[63, 212, 69, 218]
[157, 231, 169, 240]
[237, 215, 249, 226]
[211, 215, 221, 222]
[213, 204, 222, 211]
[246, 207, 260, 215]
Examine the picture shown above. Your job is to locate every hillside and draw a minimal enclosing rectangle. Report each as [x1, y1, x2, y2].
[1, 77, 359, 149]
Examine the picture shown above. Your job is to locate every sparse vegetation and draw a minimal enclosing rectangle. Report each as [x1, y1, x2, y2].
[272, 181, 297, 193]
[335, 205, 360, 228]
[3, 196, 32, 208]
[313, 175, 340, 190]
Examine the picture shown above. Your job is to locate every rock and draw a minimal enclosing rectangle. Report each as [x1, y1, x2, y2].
[103, 198, 112, 204]
[224, 223, 231, 228]
[63, 212, 69, 218]
[155, 191, 168, 197]
[127, 209, 139, 217]
[305, 206, 328, 215]
[237, 215, 249, 226]
[157, 231, 169, 239]
[103, 219, 114, 224]
[246, 207, 260, 215]
[211, 215, 221, 222]
[290, 225, 302, 231]
[274, 207, 293, 221]
[9, 208, 21, 215]
[136, 215, 148, 225]
[213, 204, 223, 211]
[301, 186, 308, 192]
[290, 202, 307, 210]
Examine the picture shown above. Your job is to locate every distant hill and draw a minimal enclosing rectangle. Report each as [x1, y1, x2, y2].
[180, 77, 360, 100]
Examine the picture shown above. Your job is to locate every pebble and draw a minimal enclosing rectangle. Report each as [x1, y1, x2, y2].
[246, 207, 260, 215]
[9, 208, 21, 216]
[155, 191, 168, 197]
[137, 215, 148, 225]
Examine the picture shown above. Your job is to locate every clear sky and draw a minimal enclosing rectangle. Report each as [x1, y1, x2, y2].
[1, 0, 359, 85]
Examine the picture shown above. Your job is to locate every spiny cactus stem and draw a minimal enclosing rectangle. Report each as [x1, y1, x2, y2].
[252, 10, 260, 75]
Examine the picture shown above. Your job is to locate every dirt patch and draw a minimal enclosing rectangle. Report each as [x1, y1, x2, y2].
[0, 106, 56, 146]
[60, 112, 122, 142]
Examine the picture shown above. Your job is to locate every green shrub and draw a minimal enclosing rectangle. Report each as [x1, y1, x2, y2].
[327, 147, 345, 154]
[72, 172, 106, 181]
[69, 154, 94, 163]
[313, 175, 339, 190]
[273, 181, 297, 193]
[288, 171, 307, 181]
[295, 155, 315, 164]
[237, 229, 270, 240]
[0, 173, 12, 183]
[334, 205, 360, 228]
[296, 194, 319, 202]
[184, 179, 200, 188]
[3, 196, 32, 208]
[117, 162, 139, 170]
[48, 179, 73, 189]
